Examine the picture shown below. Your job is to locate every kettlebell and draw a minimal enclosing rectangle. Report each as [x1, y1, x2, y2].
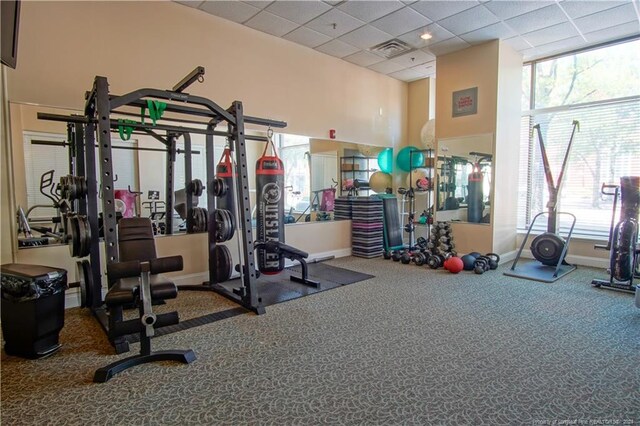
[485, 253, 500, 270]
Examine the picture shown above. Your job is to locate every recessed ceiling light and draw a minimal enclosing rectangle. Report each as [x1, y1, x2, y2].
[420, 33, 433, 40]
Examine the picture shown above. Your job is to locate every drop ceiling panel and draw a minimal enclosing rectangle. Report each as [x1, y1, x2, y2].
[244, 10, 299, 37]
[305, 8, 365, 37]
[198, 1, 261, 24]
[283, 26, 333, 48]
[583, 21, 640, 44]
[338, 25, 395, 50]
[265, 1, 332, 25]
[437, 5, 500, 35]
[504, 4, 568, 35]
[370, 7, 432, 37]
[243, 1, 273, 9]
[367, 60, 407, 74]
[343, 51, 386, 67]
[521, 22, 580, 47]
[388, 67, 425, 81]
[314, 39, 361, 58]
[459, 22, 516, 45]
[573, 3, 638, 34]
[410, 60, 436, 79]
[337, 0, 405, 23]
[502, 36, 532, 52]
[409, 1, 479, 21]
[527, 36, 588, 59]
[559, 0, 628, 19]
[482, 1, 555, 20]
[390, 49, 436, 67]
[397, 23, 455, 48]
[424, 37, 471, 56]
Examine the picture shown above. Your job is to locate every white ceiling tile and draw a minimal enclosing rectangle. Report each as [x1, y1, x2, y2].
[244, 10, 299, 37]
[583, 21, 640, 44]
[174, 1, 205, 9]
[559, 0, 628, 19]
[521, 22, 579, 47]
[409, 1, 479, 21]
[388, 67, 425, 81]
[397, 23, 455, 48]
[283, 26, 333, 48]
[338, 25, 395, 50]
[370, 7, 432, 36]
[324, 0, 344, 5]
[401, 0, 418, 4]
[532, 35, 587, 56]
[409, 60, 436, 79]
[504, 4, 567, 35]
[459, 22, 516, 45]
[390, 49, 436, 67]
[573, 3, 638, 34]
[265, 1, 332, 25]
[368, 60, 407, 74]
[315, 39, 361, 58]
[482, 1, 555, 20]
[437, 5, 500, 35]
[199, 1, 261, 23]
[337, 0, 405, 23]
[243, 1, 273, 9]
[423, 37, 471, 56]
[502, 36, 532, 52]
[305, 8, 366, 37]
[343, 50, 386, 67]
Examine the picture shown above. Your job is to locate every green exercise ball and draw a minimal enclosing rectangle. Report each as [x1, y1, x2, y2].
[377, 148, 393, 174]
[397, 146, 424, 172]
[369, 171, 392, 193]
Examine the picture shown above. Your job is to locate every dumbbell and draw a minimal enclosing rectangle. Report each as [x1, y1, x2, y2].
[485, 253, 500, 270]
[427, 254, 445, 269]
[391, 251, 403, 262]
[413, 252, 427, 266]
[383, 251, 391, 260]
[400, 252, 412, 264]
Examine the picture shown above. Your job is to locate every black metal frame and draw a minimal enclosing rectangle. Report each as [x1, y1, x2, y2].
[39, 67, 286, 351]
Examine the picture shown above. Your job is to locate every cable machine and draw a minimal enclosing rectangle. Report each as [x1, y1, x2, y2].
[39, 67, 286, 352]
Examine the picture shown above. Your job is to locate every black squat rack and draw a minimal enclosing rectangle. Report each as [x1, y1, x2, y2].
[40, 67, 285, 352]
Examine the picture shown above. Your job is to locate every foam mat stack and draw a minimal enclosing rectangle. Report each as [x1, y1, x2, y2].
[351, 197, 384, 258]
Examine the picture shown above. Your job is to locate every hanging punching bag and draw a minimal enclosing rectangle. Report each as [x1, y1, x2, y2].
[467, 167, 483, 223]
[216, 147, 235, 224]
[256, 135, 285, 274]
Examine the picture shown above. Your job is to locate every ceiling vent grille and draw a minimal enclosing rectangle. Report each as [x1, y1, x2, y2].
[369, 39, 414, 59]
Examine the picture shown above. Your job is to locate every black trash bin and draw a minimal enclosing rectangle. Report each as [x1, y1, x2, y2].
[1, 263, 67, 358]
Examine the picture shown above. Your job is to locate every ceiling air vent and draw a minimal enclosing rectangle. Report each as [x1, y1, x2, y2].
[369, 39, 414, 59]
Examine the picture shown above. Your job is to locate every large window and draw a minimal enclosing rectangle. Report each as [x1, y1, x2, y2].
[518, 38, 640, 238]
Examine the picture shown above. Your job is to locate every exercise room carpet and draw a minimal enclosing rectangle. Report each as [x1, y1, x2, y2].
[2, 257, 639, 425]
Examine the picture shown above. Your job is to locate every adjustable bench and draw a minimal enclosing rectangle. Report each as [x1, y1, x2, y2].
[254, 241, 320, 288]
[94, 218, 195, 382]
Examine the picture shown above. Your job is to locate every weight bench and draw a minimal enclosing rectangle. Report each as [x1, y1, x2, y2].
[95, 218, 196, 383]
[254, 241, 320, 288]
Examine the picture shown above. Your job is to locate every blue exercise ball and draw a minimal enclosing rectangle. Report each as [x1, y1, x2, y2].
[377, 148, 393, 174]
[397, 146, 424, 172]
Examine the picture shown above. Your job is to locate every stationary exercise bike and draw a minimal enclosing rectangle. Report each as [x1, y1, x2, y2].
[592, 176, 639, 299]
[505, 120, 579, 283]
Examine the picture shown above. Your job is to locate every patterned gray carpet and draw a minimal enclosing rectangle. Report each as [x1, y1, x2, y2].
[2, 257, 639, 425]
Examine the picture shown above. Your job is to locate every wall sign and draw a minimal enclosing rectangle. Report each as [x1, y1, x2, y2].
[452, 87, 478, 117]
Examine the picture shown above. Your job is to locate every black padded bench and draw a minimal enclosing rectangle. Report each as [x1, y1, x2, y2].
[95, 218, 195, 383]
[254, 240, 320, 288]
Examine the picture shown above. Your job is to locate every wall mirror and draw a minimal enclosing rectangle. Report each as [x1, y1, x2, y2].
[435, 133, 493, 225]
[10, 103, 387, 248]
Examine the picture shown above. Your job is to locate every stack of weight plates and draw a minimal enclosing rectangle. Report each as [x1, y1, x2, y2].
[334, 196, 353, 220]
[351, 197, 383, 258]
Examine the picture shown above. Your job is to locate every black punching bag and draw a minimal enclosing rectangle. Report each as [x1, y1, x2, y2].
[256, 139, 285, 274]
[216, 147, 235, 223]
[611, 176, 640, 281]
[467, 170, 483, 223]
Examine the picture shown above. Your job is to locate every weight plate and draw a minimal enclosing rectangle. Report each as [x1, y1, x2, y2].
[78, 216, 91, 257]
[213, 244, 232, 283]
[69, 215, 80, 257]
[76, 259, 94, 308]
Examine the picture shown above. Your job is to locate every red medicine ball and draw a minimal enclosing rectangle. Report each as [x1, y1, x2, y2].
[446, 257, 464, 274]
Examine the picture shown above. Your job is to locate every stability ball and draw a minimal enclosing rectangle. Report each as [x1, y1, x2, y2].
[397, 146, 424, 172]
[377, 148, 393, 174]
[405, 168, 432, 190]
[369, 172, 392, 193]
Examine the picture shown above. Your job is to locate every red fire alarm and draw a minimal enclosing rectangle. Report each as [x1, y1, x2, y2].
[329, 129, 336, 139]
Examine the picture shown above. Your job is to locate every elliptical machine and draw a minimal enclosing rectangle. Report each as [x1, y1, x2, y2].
[505, 120, 579, 283]
[592, 176, 639, 296]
